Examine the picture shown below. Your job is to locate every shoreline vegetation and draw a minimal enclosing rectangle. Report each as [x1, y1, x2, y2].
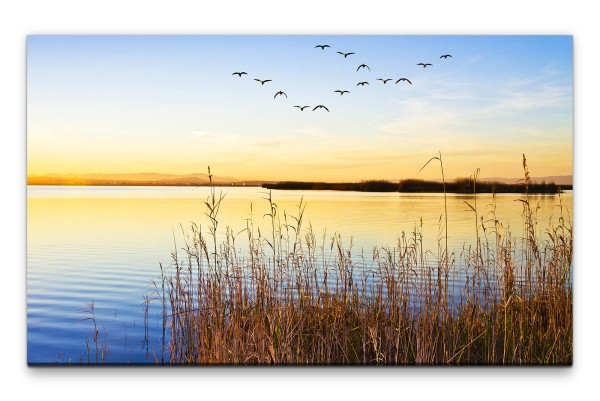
[28, 177, 571, 194]
[141, 158, 572, 365]
[262, 178, 573, 194]
[262, 179, 570, 193]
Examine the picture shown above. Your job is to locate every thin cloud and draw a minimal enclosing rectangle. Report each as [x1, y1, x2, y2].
[465, 55, 482, 65]
[479, 83, 571, 117]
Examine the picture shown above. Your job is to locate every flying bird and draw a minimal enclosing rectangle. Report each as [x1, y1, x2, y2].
[315, 45, 330, 50]
[357, 81, 370, 86]
[232, 72, 247, 77]
[377, 78, 393, 84]
[357, 64, 370, 71]
[417, 63, 433, 68]
[313, 105, 329, 112]
[440, 54, 452, 59]
[337, 51, 355, 58]
[395, 78, 412, 85]
[254, 79, 272, 85]
[334, 90, 350, 95]
[294, 106, 310, 111]
[274, 91, 288, 99]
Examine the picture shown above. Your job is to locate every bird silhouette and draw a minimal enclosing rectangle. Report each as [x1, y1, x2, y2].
[377, 78, 392, 84]
[294, 106, 310, 111]
[254, 79, 272, 85]
[274, 91, 288, 99]
[440, 54, 452, 59]
[334, 90, 350, 95]
[417, 63, 433, 68]
[357, 64, 370, 71]
[395, 78, 412, 85]
[315, 45, 330, 50]
[357, 81, 370, 86]
[337, 52, 355, 58]
[313, 105, 329, 112]
[232, 72, 247, 77]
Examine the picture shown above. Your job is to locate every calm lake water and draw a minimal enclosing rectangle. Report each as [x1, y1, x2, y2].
[27, 185, 572, 364]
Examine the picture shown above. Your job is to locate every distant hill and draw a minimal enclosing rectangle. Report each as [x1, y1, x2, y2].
[28, 172, 245, 186]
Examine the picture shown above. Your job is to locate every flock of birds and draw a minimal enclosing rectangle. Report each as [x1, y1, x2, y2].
[231, 44, 452, 112]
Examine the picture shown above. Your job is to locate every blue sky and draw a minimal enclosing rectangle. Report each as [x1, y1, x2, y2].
[27, 35, 573, 181]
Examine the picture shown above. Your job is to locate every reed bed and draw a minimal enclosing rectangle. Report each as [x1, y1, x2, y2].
[149, 161, 572, 365]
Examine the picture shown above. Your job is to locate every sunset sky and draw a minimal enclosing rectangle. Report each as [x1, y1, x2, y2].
[27, 35, 573, 181]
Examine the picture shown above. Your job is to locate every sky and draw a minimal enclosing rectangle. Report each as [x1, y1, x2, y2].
[27, 35, 573, 182]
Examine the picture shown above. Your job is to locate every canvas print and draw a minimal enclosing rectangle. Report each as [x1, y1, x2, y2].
[27, 35, 573, 365]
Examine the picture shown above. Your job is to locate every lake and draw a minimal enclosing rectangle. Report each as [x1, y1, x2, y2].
[26, 185, 572, 364]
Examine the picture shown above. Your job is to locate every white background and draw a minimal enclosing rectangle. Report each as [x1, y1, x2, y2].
[2, 1, 596, 400]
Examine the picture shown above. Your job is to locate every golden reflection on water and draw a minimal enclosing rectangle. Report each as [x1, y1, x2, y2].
[28, 186, 573, 264]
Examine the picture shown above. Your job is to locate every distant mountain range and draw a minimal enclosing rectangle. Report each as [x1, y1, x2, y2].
[27, 173, 573, 187]
[27, 172, 250, 186]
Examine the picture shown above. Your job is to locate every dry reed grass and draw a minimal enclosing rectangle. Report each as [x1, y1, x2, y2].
[149, 158, 572, 365]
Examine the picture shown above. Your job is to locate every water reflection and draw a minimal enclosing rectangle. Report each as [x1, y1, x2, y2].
[27, 186, 572, 364]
